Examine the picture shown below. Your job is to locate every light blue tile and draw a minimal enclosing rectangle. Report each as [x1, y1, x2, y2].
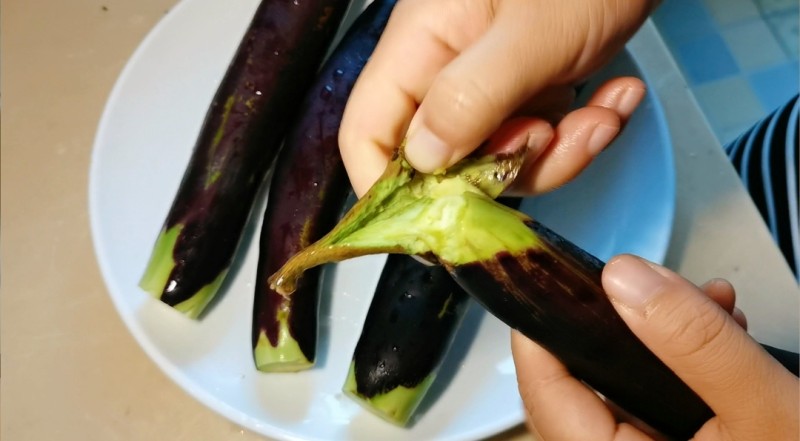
[675, 33, 741, 84]
[721, 20, 788, 70]
[703, 0, 760, 25]
[754, 0, 797, 13]
[692, 76, 767, 144]
[765, 8, 799, 58]
[748, 62, 800, 110]
[653, 0, 716, 46]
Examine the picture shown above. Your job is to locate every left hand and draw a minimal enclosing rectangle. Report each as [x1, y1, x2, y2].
[338, 0, 655, 198]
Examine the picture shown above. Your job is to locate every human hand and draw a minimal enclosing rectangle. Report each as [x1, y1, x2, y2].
[511, 254, 799, 440]
[339, 0, 659, 197]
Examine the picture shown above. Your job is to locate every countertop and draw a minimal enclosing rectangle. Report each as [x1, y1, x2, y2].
[2, 1, 798, 440]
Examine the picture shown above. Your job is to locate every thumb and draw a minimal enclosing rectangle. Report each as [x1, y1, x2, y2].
[602, 255, 798, 431]
[403, 1, 571, 172]
[403, 0, 653, 173]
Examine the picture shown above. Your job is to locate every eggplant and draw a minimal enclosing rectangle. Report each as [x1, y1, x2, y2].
[345, 197, 522, 423]
[270, 147, 800, 435]
[138, 0, 350, 318]
[267, 147, 720, 438]
[252, 0, 397, 371]
[343, 254, 471, 424]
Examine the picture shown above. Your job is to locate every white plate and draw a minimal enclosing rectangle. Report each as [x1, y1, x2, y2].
[89, 0, 676, 439]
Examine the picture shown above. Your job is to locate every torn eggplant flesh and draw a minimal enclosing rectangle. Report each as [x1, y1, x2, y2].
[268, 147, 530, 293]
[269, 148, 715, 438]
[252, 0, 397, 372]
[138, 0, 349, 318]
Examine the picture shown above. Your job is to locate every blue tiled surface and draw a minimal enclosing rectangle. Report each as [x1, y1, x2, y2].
[749, 62, 800, 110]
[675, 34, 740, 84]
[652, 0, 799, 146]
[656, 0, 717, 44]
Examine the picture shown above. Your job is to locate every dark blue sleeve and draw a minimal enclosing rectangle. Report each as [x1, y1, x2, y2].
[725, 94, 799, 281]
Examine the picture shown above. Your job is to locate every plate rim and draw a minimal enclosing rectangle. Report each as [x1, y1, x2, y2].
[87, 2, 677, 439]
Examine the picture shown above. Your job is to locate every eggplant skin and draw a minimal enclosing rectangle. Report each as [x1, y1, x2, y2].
[449, 220, 713, 439]
[352, 254, 470, 398]
[252, 0, 398, 367]
[343, 254, 470, 425]
[144, 0, 350, 311]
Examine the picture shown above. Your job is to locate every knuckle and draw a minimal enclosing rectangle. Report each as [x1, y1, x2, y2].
[656, 293, 732, 362]
[425, 72, 499, 140]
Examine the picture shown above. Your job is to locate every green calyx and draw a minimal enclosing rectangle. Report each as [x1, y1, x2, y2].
[254, 329, 313, 372]
[254, 297, 314, 372]
[343, 362, 434, 426]
[269, 147, 540, 296]
[139, 225, 182, 297]
[138, 224, 225, 319]
[172, 270, 227, 319]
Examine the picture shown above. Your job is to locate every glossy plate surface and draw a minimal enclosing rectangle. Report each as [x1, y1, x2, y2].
[89, 1, 676, 439]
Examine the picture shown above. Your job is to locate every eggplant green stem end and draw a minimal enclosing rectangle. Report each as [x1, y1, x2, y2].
[269, 147, 539, 296]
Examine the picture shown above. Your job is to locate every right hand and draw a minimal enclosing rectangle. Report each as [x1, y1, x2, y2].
[512, 255, 799, 440]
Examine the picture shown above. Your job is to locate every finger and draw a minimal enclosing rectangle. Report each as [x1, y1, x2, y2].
[700, 278, 736, 314]
[509, 78, 646, 194]
[511, 331, 650, 441]
[403, 0, 652, 173]
[604, 400, 672, 441]
[514, 85, 577, 124]
[480, 117, 553, 158]
[508, 105, 622, 194]
[602, 255, 799, 428]
[402, 0, 593, 173]
[339, 0, 493, 196]
[584, 76, 647, 124]
[700, 278, 748, 329]
[732, 307, 748, 330]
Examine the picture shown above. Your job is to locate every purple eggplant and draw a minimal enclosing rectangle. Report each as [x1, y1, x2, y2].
[138, 0, 350, 318]
[267, 147, 719, 438]
[252, 0, 397, 371]
[344, 197, 522, 423]
[343, 254, 471, 424]
[270, 145, 799, 435]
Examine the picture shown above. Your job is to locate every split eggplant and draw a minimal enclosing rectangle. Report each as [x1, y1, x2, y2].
[138, 0, 350, 318]
[269, 147, 717, 438]
[252, 0, 397, 371]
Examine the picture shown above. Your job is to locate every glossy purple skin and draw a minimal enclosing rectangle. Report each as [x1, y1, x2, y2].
[449, 221, 713, 439]
[252, 0, 396, 361]
[158, 0, 349, 307]
[352, 254, 470, 397]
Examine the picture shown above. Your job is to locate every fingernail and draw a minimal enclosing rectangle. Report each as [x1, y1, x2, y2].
[526, 129, 553, 153]
[586, 122, 619, 156]
[617, 86, 646, 116]
[604, 256, 667, 311]
[405, 126, 452, 173]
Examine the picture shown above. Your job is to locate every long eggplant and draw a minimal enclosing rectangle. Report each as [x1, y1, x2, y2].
[345, 197, 522, 423]
[343, 254, 471, 425]
[251, 0, 397, 372]
[266, 147, 800, 438]
[138, 0, 350, 318]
